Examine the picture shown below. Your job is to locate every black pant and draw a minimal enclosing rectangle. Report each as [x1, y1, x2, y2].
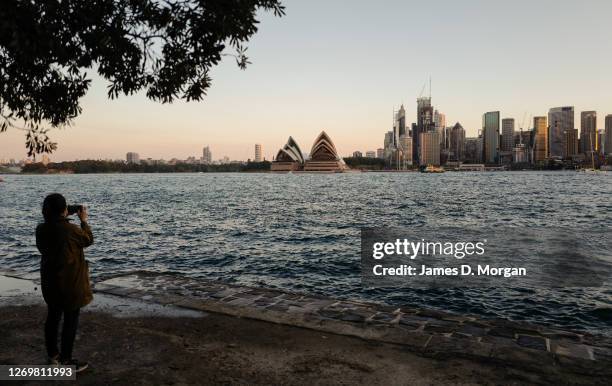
[45, 305, 80, 360]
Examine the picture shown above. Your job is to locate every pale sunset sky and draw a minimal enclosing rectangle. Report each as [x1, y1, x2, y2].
[1, 0, 611, 161]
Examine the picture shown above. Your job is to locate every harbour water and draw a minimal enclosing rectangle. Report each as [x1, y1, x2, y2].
[1, 172, 611, 335]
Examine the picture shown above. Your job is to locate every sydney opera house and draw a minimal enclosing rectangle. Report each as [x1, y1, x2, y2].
[271, 131, 349, 172]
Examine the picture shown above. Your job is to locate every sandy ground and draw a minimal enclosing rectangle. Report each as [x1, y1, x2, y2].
[0, 276, 605, 385]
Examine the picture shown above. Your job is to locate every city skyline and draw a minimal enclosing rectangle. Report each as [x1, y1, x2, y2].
[1, 0, 611, 161]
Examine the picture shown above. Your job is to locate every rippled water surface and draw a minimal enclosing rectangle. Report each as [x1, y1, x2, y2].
[1, 172, 611, 334]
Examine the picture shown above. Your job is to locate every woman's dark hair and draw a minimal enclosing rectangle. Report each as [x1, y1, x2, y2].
[42, 193, 67, 222]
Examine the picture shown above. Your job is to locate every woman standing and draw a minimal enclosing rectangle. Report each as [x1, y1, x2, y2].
[36, 193, 93, 372]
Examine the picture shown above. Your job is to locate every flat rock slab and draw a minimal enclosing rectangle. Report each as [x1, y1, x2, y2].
[4, 268, 608, 377]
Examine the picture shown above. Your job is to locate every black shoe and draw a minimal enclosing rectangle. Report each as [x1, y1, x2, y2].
[61, 359, 89, 373]
[47, 354, 60, 366]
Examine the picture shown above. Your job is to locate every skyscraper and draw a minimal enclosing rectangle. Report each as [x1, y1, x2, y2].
[434, 110, 446, 149]
[534, 116, 548, 163]
[415, 97, 434, 164]
[564, 129, 579, 159]
[254, 144, 263, 162]
[580, 111, 597, 154]
[449, 122, 465, 161]
[202, 146, 212, 164]
[376, 148, 384, 159]
[501, 118, 515, 152]
[383, 131, 394, 159]
[399, 135, 413, 168]
[419, 131, 440, 166]
[394, 105, 406, 147]
[548, 107, 574, 158]
[482, 111, 500, 164]
[605, 115, 612, 155]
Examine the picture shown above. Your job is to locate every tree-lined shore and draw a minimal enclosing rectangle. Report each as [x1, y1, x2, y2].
[17, 157, 390, 174]
[20, 160, 272, 174]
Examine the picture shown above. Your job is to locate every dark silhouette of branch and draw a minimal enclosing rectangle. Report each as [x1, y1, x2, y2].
[0, 0, 285, 156]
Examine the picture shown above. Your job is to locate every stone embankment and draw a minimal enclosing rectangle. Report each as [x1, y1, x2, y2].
[87, 272, 612, 376]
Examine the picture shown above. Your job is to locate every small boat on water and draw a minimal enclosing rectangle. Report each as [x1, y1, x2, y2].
[421, 165, 444, 173]
[420, 165, 445, 173]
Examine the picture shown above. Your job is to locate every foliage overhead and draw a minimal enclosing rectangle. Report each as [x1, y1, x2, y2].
[0, 0, 284, 156]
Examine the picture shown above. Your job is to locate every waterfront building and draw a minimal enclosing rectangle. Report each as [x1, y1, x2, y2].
[449, 122, 465, 161]
[365, 151, 376, 158]
[415, 97, 434, 164]
[394, 105, 406, 147]
[606, 115, 612, 155]
[353, 151, 363, 158]
[383, 130, 394, 160]
[376, 148, 384, 159]
[419, 131, 440, 166]
[126, 152, 140, 164]
[501, 118, 515, 152]
[515, 129, 533, 150]
[464, 137, 482, 164]
[482, 111, 500, 164]
[534, 116, 548, 163]
[434, 110, 446, 149]
[564, 129, 579, 159]
[513, 143, 528, 164]
[271, 137, 304, 171]
[303, 131, 349, 172]
[548, 107, 574, 158]
[254, 144, 263, 162]
[398, 135, 413, 168]
[512, 129, 530, 164]
[202, 146, 212, 164]
[500, 118, 515, 164]
[580, 111, 597, 154]
[444, 126, 453, 150]
[597, 130, 604, 155]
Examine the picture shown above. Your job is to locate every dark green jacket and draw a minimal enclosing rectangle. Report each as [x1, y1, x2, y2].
[36, 218, 94, 309]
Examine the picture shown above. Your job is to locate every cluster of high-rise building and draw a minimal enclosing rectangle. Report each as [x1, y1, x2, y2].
[383, 96, 466, 168]
[382, 97, 612, 167]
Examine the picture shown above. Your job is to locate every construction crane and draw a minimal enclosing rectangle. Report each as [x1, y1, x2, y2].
[417, 76, 432, 99]
[418, 82, 426, 98]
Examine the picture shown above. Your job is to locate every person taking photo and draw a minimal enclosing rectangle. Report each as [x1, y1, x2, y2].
[36, 193, 93, 372]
